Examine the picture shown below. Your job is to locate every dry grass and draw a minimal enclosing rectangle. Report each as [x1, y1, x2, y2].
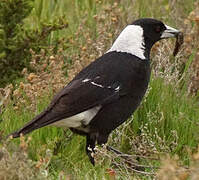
[157, 149, 199, 180]
[0, 137, 49, 180]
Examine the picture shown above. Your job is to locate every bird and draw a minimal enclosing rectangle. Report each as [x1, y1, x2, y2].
[9, 18, 180, 165]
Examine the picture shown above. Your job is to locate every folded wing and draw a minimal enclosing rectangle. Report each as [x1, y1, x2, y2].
[10, 78, 121, 138]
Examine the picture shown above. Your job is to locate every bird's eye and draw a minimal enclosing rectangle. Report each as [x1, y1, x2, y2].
[155, 26, 161, 33]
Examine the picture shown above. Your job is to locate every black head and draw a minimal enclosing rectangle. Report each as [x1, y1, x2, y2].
[108, 18, 180, 60]
[133, 18, 166, 43]
[132, 18, 179, 52]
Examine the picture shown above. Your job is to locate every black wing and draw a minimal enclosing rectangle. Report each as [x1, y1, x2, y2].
[10, 78, 122, 138]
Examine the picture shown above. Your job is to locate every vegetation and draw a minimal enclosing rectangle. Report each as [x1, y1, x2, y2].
[1, 0, 199, 179]
[0, 0, 68, 87]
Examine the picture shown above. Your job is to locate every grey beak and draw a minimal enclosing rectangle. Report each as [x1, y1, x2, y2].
[161, 25, 180, 39]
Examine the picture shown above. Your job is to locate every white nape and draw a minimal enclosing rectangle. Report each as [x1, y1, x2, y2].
[52, 106, 101, 128]
[107, 25, 146, 60]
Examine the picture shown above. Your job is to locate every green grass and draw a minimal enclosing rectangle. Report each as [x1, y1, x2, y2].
[1, 0, 199, 179]
[1, 77, 199, 179]
[137, 77, 199, 154]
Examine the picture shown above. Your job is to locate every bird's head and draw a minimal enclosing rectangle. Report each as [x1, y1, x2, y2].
[108, 18, 180, 60]
[132, 18, 179, 46]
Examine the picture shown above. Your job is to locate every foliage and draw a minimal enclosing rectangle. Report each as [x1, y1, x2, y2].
[0, 0, 68, 87]
[0, 137, 51, 180]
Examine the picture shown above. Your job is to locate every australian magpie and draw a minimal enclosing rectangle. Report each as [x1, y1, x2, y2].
[9, 18, 180, 165]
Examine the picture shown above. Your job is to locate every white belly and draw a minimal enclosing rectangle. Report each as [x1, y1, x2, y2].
[52, 106, 101, 128]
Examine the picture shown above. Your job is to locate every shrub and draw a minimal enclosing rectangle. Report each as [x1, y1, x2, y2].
[0, 0, 68, 87]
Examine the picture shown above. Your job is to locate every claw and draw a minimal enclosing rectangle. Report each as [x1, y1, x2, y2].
[86, 146, 95, 165]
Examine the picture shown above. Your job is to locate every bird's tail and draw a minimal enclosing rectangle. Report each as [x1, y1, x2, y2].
[8, 108, 63, 139]
[8, 110, 48, 138]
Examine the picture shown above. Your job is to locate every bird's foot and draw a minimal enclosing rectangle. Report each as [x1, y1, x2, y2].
[87, 145, 95, 165]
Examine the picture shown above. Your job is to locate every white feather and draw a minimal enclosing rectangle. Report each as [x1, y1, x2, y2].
[107, 25, 146, 59]
[115, 86, 120, 91]
[82, 78, 91, 82]
[91, 81, 104, 88]
[52, 106, 101, 129]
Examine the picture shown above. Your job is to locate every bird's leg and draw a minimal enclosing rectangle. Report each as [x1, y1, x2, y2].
[97, 134, 108, 145]
[86, 134, 96, 165]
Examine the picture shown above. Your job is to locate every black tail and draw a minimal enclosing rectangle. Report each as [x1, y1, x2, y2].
[8, 110, 50, 138]
[8, 108, 66, 139]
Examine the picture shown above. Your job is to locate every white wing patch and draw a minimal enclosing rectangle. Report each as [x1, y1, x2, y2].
[115, 86, 120, 92]
[107, 25, 146, 60]
[52, 106, 101, 128]
[82, 77, 104, 88]
[83, 77, 121, 92]
[91, 81, 104, 88]
[82, 78, 91, 82]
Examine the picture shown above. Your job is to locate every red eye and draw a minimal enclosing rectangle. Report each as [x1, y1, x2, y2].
[156, 26, 161, 33]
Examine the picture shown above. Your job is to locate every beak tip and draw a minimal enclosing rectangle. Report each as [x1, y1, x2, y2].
[161, 25, 180, 39]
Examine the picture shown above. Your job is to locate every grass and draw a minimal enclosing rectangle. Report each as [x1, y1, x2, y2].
[1, 0, 199, 179]
[1, 76, 199, 179]
[137, 77, 199, 154]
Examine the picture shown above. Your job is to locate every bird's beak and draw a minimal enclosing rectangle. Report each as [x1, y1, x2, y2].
[161, 25, 180, 39]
